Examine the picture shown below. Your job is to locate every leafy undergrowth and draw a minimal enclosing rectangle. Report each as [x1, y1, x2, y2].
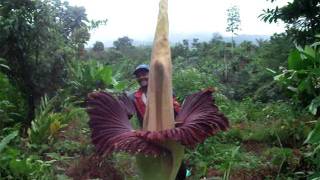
[184, 97, 318, 179]
[50, 116, 137, 180]
[42, 98, 319, 179]
[2, 95, 319, 179]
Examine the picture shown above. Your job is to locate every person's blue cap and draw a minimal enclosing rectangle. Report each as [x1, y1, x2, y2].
[133, 64, 149, 75]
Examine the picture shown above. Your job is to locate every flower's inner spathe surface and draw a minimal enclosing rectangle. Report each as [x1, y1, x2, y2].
[144, 0, 175, 131]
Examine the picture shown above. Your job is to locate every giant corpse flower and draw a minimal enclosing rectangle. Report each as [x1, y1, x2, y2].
[87, 0, 229, 179]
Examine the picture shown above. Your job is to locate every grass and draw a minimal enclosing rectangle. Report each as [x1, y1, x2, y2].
[183, 97, 317, 179]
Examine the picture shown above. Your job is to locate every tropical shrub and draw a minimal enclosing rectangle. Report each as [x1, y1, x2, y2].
[273, 37, 320, 115]
[0, 131, 55, 179]
[0, 148, 55, 179]
[0, 73, 27, 128]
[28, 94, 85, 146]
[303, 120, 320, 178]
[67, 60, 126, 99]
[173, 68, 221, 101]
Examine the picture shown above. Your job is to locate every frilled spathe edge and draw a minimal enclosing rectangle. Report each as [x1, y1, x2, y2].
[87, 89, 229, 157]
[136, 89, 229, 147]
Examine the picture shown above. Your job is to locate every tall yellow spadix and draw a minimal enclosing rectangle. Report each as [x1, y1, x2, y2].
[143, 0, 174, 131]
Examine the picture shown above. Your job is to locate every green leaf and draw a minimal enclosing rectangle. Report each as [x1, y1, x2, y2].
[308, 96, 320, 115]
[99, 67, 113, 85]
[266, 68, 276, 74]
[274, 73, 285, 82]
[311, 41, 320, 50]
[304, 46, 316, 59]
[114, 81, 126, 91]
[288, 50, 303, 70]
[0, 64, 10, 70]
[0, 131, 18, 153]
[305, 120, 320, 144]
[9, 159, 30, 176]
[298, 76, 313, 94]
[311, 68, 320, 75]
[287, 86, 298, 92]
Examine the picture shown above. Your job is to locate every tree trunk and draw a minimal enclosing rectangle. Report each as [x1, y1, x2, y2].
[27, 92, 36, 124]
[223, 46, 228, 82]
[20, 91, 36, 136]
[2, 35, 38, 131]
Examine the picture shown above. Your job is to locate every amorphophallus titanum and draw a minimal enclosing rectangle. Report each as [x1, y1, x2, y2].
[87, 0, 229, 179]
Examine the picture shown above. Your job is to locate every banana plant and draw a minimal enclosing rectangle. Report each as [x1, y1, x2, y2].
[86, 0, 229, 179]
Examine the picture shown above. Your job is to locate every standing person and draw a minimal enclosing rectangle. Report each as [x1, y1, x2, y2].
[129, 64, 186, 180]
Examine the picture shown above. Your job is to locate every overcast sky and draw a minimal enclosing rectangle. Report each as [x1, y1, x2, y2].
[67, 0, 291, 46]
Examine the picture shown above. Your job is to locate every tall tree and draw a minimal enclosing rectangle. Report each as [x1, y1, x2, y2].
[0, 0, 92, 127]
[260, 0, 320, 45]
[93, 41, 105, 52]
[171, 39, 189, 59]
[226, 5, 241, 49]
[113, 36, 134, 51]
[225, 5, 241, 82]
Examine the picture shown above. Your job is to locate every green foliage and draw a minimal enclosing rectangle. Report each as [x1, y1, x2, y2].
[260, 0, 320, 45]
[263, 147, 300, 171]
[222, 146, 240, 180]
[274, 39, 320, 114]
[113, 36, 134, 51]
[0, 131, 18, 153]
[309, 96, 320, 115]
[0, 128, 55, 179]
[226, 6, 241, 35]
[218, 97, 310, 147]
[89, 19, 108, 30]
[185, 95, 316, 178]
[217, 96, 296, 123]
[1, 1, 320, 177]
[303, 122, 320, 178]
[0, 0, 93, 124]
[186, 138, 263, 179]
[0, 59, 9, 70]
[67, 60, 126, 98]
[0, 148, 55, 179]
[53, 140, 83, 155]
[306, 121, 320, 145]
[0, 73, 27, 128]
[92, 41, 105, 52]
[173, 68, 220, 101]
[28, 94, 85, 146]
[227, 34, 292, 101]
[88, 36, 151, 79]
[170, 33, 293, 102]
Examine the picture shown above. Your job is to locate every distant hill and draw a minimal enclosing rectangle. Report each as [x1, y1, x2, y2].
[223, 34, 270, 44]
[93, 32, 271, 48]
[169, 33, 270, 45]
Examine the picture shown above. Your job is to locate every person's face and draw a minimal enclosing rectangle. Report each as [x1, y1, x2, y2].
[135, 70, 149, 88]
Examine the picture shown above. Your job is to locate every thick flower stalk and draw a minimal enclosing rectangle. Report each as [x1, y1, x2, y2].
[87, 0, 229, 179]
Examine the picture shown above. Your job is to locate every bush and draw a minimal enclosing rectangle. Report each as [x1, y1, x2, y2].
[173, 68, 221, 102]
